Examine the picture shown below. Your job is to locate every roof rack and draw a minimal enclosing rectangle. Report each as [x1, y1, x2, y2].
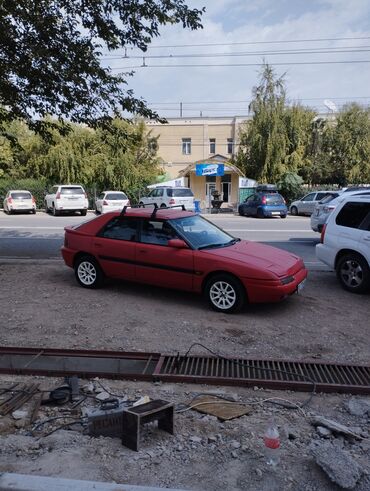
[120, 203, 187, 218]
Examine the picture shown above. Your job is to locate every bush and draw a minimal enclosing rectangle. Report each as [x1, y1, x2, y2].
[278, 172, 304, 204]
[0, 178, 47, 208]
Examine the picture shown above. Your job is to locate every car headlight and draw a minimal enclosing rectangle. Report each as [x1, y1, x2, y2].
[281, 275, 294, 285]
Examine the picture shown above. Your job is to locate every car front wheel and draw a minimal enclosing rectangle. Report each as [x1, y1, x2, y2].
[290, 206, 298, 216]
[336, 253, 370, 294]
[205, 274, 245, 313]
[75, 256, 104, 289]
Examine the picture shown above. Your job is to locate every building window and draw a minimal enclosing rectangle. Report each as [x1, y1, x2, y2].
[182, 138, 191, 155]
[209, 138, 216, 154]
[227, 138, 234, 154]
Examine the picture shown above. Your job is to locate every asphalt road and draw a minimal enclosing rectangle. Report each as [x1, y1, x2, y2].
[0, 211, 326, 269]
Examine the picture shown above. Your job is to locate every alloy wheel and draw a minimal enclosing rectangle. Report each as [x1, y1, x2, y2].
[209, 281, 236, 310]
[340, 259, 363, 288]
[77, 261, 97, 286]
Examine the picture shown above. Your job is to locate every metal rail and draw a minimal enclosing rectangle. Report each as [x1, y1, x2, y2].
[0, 347, 369, 395]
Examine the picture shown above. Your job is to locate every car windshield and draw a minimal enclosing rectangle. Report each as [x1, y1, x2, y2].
[60, 187, 84, 195]
[105, 193, 127, 200]
[171, 215, 238, 250]
[11, 192, 31, 199]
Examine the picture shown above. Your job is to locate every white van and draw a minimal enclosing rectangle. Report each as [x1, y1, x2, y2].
[139, 186, 194, 211]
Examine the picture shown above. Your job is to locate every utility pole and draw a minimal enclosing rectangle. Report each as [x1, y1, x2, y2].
[180, 102, 183, 117]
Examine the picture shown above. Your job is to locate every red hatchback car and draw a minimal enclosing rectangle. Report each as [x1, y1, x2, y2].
[62, 206, 307, 313]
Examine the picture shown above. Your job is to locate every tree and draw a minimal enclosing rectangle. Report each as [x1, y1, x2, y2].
[236, 64, 318, 183]
[0, 1, 203, 133]
[323, 104, 370, 186]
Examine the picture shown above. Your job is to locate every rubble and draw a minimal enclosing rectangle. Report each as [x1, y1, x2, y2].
[311, 416, 363, 440]
[345, 398, 370, 418]
[311, 441, 364, 489]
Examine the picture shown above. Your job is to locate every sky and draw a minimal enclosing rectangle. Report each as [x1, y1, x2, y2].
[103, 0, 370, 118]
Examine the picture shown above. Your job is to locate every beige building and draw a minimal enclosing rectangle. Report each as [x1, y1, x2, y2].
[146, 116, 250, 207]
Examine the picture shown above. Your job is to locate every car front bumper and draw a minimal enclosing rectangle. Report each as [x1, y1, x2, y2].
[241, 266, 308, 303]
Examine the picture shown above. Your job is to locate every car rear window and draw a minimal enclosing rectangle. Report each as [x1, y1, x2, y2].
[11, 192, 31, 199]
[336, 202, 370, 229]
[105, 193, 128, 200]
[60, 187, 84, 195]
[265, 194, 285, 204]
[319, 193, 340, 204]
[167, 189, 194, 197]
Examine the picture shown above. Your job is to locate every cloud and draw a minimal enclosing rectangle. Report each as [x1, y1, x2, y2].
[108, 0, 370, 117]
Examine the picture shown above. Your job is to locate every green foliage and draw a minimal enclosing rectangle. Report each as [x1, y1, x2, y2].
[277, 172, 303, 204]
[321, 104, 370, 186]
[0, 1, 203, 134]
[0, 118, 163, 204]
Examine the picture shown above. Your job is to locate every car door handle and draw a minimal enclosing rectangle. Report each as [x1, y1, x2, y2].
[364, 235, 370, 241]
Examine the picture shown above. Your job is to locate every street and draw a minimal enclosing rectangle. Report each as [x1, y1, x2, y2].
[0, 211, 325, 269]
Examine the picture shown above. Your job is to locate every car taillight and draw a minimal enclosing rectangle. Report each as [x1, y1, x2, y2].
[320, 224, 327, 244]
[261, 196, 267, 204]
[169, 199, 175, 205]
[103, 200, 108, 206]
[56, 192, 61, 199]
[7, 197, 12, 203]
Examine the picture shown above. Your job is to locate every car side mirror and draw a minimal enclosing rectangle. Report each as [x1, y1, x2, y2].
[168, 239, 188, 249]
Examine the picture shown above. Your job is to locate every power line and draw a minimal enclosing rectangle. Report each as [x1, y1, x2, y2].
[131, 36, 370, 50]
[103, 46, 370, 61]
[112, 60, 370, 70]
[146, 96, 370, 105]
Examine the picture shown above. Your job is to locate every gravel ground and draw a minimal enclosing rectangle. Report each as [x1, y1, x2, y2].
[0, 261, 370, 490]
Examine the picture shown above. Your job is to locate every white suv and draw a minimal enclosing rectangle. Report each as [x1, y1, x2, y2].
[45, 185, 88, 216]
[139, 186, 194, 210]
[316, 196, 370, 293]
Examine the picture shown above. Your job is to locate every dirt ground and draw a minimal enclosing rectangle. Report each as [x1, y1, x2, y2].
[0, 261, 370, 491]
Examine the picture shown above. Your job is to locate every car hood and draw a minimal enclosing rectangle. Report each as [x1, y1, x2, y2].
[202, 240, 304, 278]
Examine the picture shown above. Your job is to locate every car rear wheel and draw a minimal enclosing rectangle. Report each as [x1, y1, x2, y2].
[336, 253, 370, 294]
[257, 208, 265, 219]
[80, 210, 87, 216]
[75, 256, 104, 289]
[290, 206, 298, 216]
[281, 214, 287, 219]
[205, 274, 245, 313]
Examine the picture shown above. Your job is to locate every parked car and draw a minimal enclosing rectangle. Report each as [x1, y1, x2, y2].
[311, 189, 370, 232]
[316, 195, 370, 293]
[3, 190, 36, 214]
[62, 206, 307, 313]
[95, 191, 130, 214]
[289, 191, 339, 216]
[45, 185, 88, 216]
[238, 185, 287, 218]
[139, 186, 195, 211]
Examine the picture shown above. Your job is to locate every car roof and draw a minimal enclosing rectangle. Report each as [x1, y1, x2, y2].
[108, 207, 196, 220]
[8, 190, 32, 193]
[337, 194, 370, 203]
[102, 190, 126, 194]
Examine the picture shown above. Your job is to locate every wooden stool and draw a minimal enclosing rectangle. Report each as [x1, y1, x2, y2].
[122, 399, 174, 451]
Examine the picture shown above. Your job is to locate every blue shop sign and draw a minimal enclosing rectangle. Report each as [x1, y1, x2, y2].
[196, 163, 225, 176]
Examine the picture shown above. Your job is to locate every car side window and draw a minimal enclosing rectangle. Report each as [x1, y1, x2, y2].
[303, 193, 316, 201]
[316, 192, 329, 200]
[98, 193, 105, 200]
[99, 217, 138, 241]
[157, 189, 164, 197]
[336, 202, 370, 230]
[246, 195, 255, 203]
[140, 220, 177, 246]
